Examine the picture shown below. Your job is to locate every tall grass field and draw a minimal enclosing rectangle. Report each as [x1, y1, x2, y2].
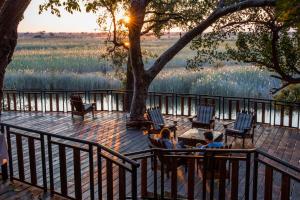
[7, 34, 280, 99]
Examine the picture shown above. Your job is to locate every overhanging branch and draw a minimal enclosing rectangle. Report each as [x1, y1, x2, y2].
[146, 0, 276, 80]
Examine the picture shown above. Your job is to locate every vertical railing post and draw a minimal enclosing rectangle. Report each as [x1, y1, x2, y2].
[18, 91, 22, 111]
[110, 90, 113, 111]
[141, 158, 148, 198]
[61, 91, 64, 112]
[253, 151, 258, 200]
[222, 96, 225, 120]
[89, 144, 95, 200]
[22, 91, 25, 111]
[44, 91, 47, 112]
[171, 157, 177, 199]
[40, 91, 43, 112]
[153, 154, 158, 199]
[40, 133, 47, 191]
[7, 92, 10, 111]
[160, 151, 165, 199]
[269, 101, 272, 125]
[47, 135, 54, 193]
[202, 152, 207, 200]
[245, 152, 251, 200]
[172, 93, 175, 115]
[209, 153, 215, 200]
[13, 93, 17, 111]
[297, 106, 300, 128]
[65, 91, 68, 112]
[5, 126, 13, 181]
[2, 91, 5, 111]
[218, 96, 221, 119]
[97, 146, 102, 200]
[247, 98, 250, 111]
[131, 164, 138, 200]
[174, 93, 177, 116]
[273, 101, 276, 125]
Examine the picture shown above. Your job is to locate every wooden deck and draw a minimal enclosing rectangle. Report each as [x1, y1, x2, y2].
[0, 111, 299, 199]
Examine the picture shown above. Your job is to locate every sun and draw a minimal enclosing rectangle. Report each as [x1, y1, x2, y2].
[123, 16, 130, 24]
[116, 9, 130, 26]
[102, 7, 130, 31]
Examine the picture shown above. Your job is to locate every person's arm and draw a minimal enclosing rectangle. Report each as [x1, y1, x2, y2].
[164, 140, 174, 149]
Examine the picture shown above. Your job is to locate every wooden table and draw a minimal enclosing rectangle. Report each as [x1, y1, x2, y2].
[178, 128, 223, 146]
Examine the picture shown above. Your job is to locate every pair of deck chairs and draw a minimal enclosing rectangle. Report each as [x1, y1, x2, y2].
[146, 106, 255, 147]
[146, 105, 216, 137]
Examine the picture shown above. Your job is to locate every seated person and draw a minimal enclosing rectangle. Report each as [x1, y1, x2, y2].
[159, 128, 185, 149]
[199, 131, 224, 149]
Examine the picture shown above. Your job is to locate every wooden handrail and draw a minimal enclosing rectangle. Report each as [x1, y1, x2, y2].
[3, 89, 300, 128]
[2, 121, 300, 200]
[1, 123, 139, 167]
[1, 123, 140, 199]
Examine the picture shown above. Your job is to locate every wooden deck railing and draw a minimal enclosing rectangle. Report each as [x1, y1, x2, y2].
[125, 148, 300, 200]
[0, 123, 139, 200]
[1, 123, 299, 199]
[3, 89, 300, 128]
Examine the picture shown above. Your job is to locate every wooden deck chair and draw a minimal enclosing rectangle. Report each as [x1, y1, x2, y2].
[146, 107, 177, 137]
[70, 94, 96, 119]
[189, 104, 215, 129]
[224, 111, 255, 147]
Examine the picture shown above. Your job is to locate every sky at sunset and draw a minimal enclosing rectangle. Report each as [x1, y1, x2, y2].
[19, 0, 99, 33]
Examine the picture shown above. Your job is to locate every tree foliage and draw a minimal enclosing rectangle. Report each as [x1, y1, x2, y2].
[276, 0, 300, 29]
[39, 0, 276, 120]
[188, 6, 299, 94]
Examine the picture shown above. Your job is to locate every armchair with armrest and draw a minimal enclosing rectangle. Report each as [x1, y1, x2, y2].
[70, 94, 96, 119]
[146, 107, 177, 137]
[188, 104, 216, 129]
[223, 111, 255, 147]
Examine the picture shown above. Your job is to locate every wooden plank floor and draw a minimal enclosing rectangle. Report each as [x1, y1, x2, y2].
[0, 111, 299, 199]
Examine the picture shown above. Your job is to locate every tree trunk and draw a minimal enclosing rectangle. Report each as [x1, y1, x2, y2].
[0, 26, 17, 112]
[129, 75, 150, 121]
[126, 0, 276, 123]
[127, 0, 149, 122]
[124, 54, 134, 112]
[0, 0, 31, 112]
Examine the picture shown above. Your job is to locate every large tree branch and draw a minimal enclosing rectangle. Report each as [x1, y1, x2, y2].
[146, 0, 276, 79]
[141, 16, 182, 36]
[270, 82, 290, 94]
[141, 24, 155, 35]
[145, 11, 182, 17]
[243, 57, 273, 68]
[270, 75, 300, 94]
[144, 16, 183, 23]
[220, 19, 273, 29]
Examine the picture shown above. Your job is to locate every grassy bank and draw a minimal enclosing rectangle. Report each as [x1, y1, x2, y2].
[6, 36, 279, 99]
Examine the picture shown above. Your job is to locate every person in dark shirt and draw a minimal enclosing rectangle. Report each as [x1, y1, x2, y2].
[199, 131, 224, 149]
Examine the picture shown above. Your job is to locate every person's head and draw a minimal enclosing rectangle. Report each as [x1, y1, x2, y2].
[204, 131, 214, 144]
[160, 128, 171, 140]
